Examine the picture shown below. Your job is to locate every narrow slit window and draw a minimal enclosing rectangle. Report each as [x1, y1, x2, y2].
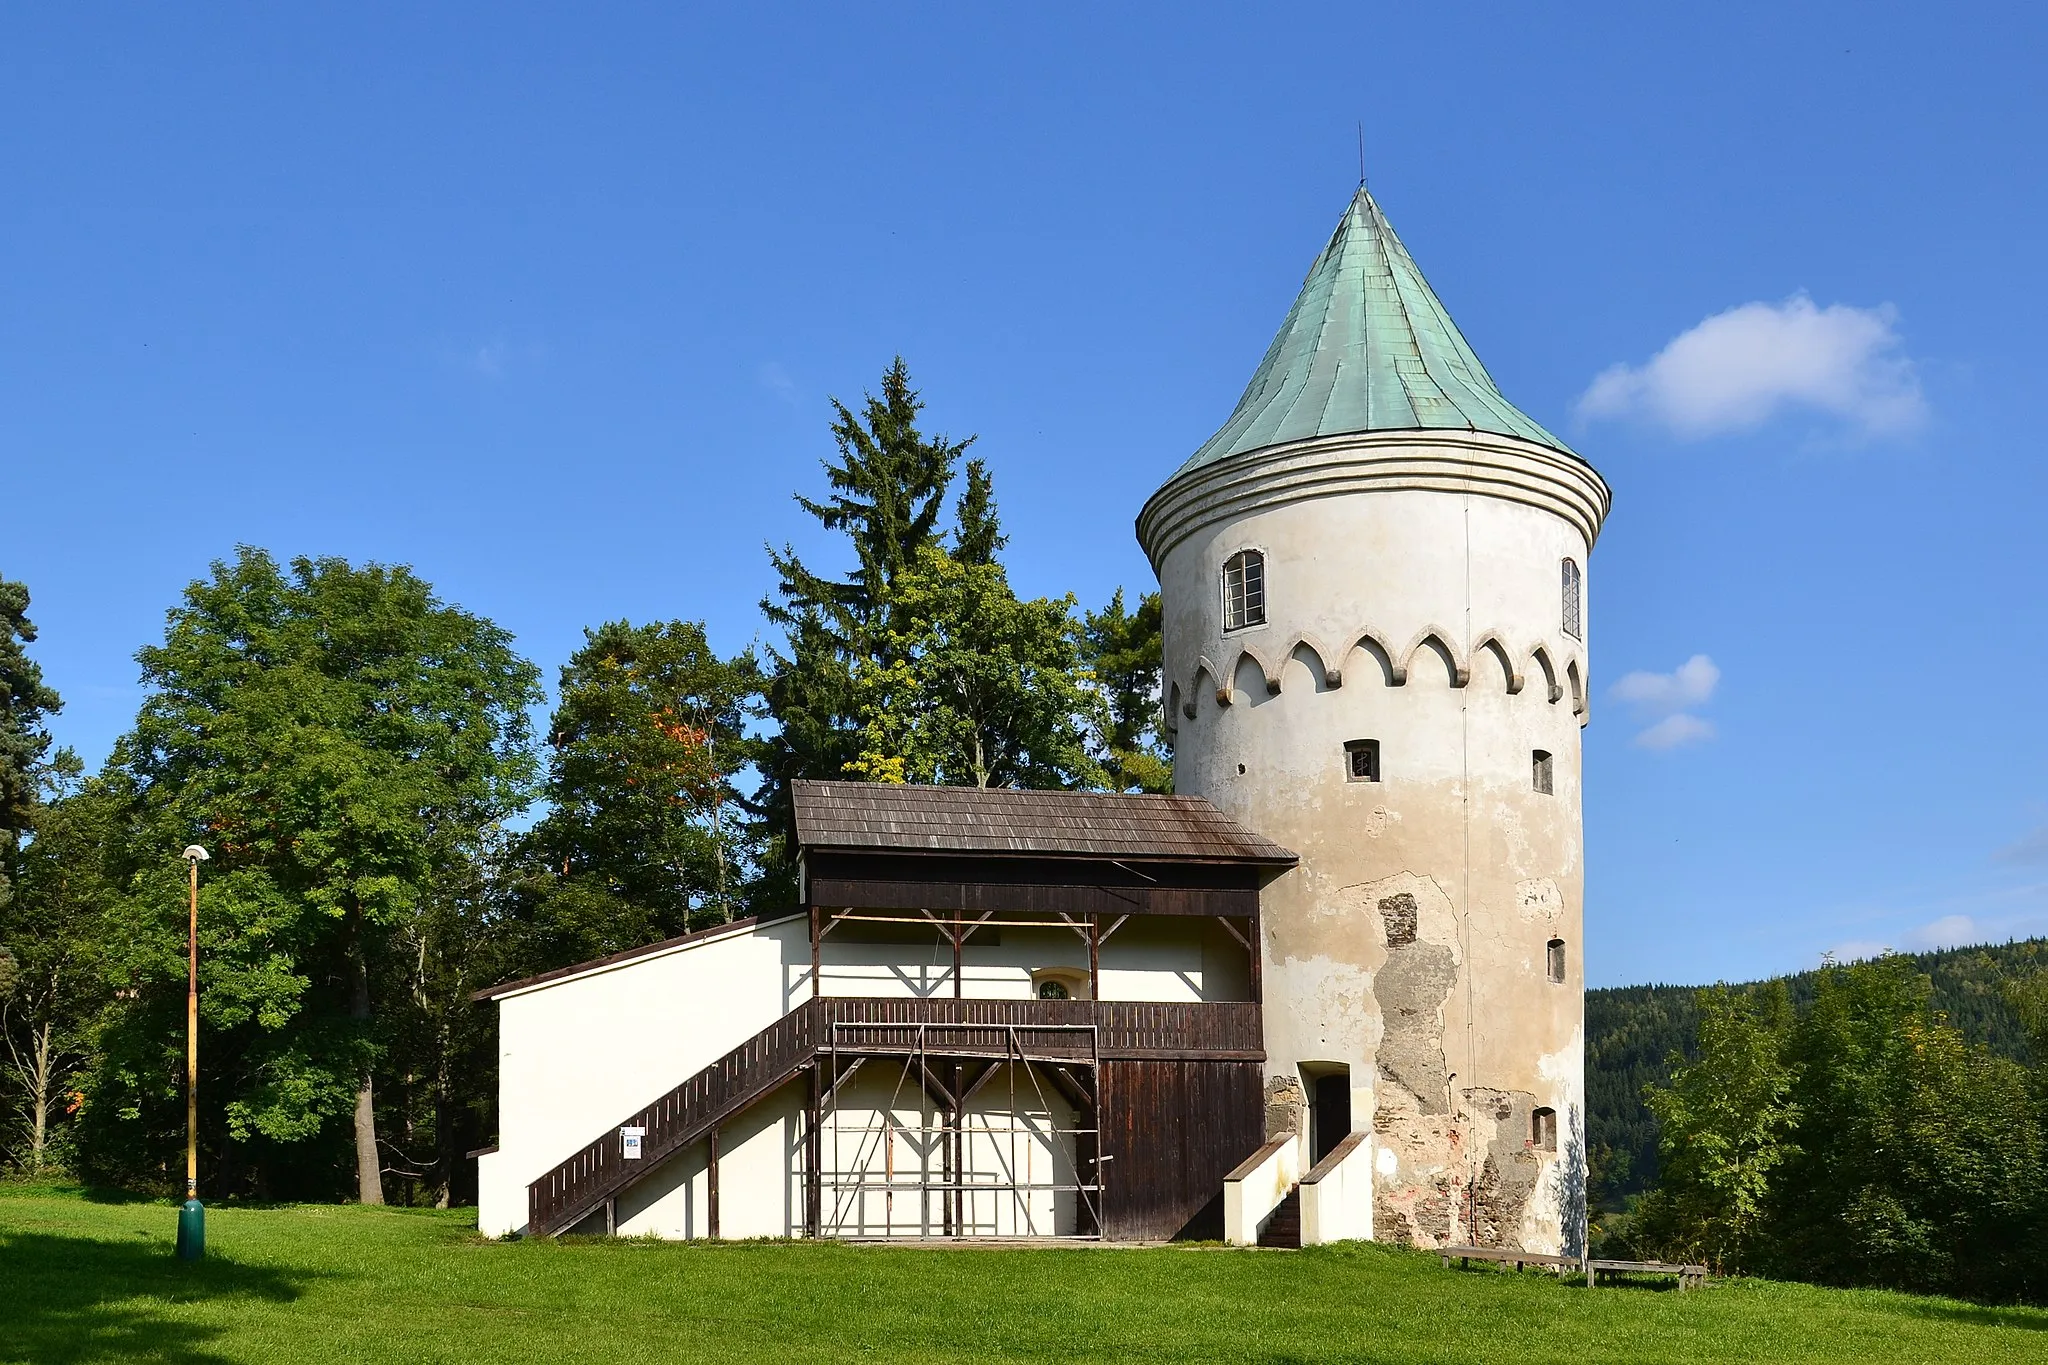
[1532, 1106, 1558, 1152]
[1546, 938, 1566, 984]
[1344, 739, 1380, 783]
[1562, 558, 1582, 640]
[1532, 749, 1554, 795]
[1223, 550, 1266, 631]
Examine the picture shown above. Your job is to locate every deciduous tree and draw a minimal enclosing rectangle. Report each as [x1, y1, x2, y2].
[1081, 588, 1170, 793]
[84, 549, 539, 1204]
[515, 620, 761, 965]
[846, 547, 1104, 790]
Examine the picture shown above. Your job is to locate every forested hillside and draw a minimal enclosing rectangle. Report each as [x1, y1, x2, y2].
[1588, 937, 2048, 1208]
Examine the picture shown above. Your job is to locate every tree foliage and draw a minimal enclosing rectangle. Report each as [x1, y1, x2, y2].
[757, 358, 975, 854]
[3, 361, 1180, 1201]
[0, 578, 62, 899]
[1631, 985, 1799, 1269]
[79, 549, 540, 1203]
[513, 620, 761, 966]
[758, 358, 1138, 842]
[1587, 936, 2048, 1209]
[846, 548, 1103, 789]
[1619, 955, 2048, 1302]
[1079, 588, 1170, 794]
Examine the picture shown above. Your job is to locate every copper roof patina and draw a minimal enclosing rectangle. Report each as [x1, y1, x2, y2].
[792, 780, 1297, 866]
[1176, 186, 1576, 478]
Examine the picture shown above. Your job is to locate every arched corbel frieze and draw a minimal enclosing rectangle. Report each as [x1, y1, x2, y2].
[1529, 645, 1563, 704]
[1285, 634, 1342, 691]
[1472, 634, 1524, 694]
[1566, 659, 1587, 718]
[1246, 646, 1285, 697]
[1342, 630, 1404, 686]
[1400, 628, 1470, 688]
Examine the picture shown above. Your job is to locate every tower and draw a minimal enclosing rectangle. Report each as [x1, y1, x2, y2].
[1138, 188, 1610, 1251]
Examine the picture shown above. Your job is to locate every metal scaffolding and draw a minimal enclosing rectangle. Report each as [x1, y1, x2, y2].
[818, 1019, 1103, 1239]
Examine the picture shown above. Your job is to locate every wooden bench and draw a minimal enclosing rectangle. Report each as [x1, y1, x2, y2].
[1438, 1245, 1707, 1291]
[1586, 1257, 1708, 1291]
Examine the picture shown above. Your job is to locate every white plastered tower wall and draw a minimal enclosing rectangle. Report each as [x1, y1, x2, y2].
[1137, 188, 1610, 1253]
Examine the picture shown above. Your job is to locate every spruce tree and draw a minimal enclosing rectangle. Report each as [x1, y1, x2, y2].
[0, 578, 62, 900]
[756, 359, 975, 855]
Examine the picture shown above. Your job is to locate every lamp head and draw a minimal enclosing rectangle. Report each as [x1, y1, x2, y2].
[182, 845, 210, 863]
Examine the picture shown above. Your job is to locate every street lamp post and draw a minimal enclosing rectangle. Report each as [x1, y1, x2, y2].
[176, 844, 208, 1261]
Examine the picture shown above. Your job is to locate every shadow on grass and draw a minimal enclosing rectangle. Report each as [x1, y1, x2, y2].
[1883, 1296, 2048, 1333]
[0, 1230, 309, 1363]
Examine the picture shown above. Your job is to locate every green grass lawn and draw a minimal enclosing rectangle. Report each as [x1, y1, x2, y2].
[5, 1185, 2046, 1364]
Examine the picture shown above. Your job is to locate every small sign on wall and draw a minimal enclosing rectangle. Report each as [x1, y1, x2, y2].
[621, 1126, 646, 1160]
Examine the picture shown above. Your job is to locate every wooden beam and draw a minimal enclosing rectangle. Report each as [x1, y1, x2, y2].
[957, 1060, 1003, 1108]
[911, 1057, 958, 1112]
[1045, 1063, 1095, 1112]
[820, 1056, 866, 1107]
[804, 1063, 821, 1236]
[1248, 915, 1262, 1005]
[1089, 913, 1101, 1001]
[707, 1124, 720, 1240]
[807, 877, 1260, 919]
[809, 904, 821, 1000]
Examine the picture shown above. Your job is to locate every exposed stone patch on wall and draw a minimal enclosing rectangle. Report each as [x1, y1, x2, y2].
[1351, 871, 1470, 1247]
[1465, 1086, 1541, 1248]
[1265, 1073, 1305, 1141]
[1371, 1110, 1466, 1245]
[1373, 887, 1456, 1115]
[1380, 892, 1418, 946]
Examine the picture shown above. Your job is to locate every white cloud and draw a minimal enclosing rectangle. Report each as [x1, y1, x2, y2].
[1995, 823, 2048, 865]
[757, 361, 799, 404]
[1611, 654, 1719, 749]
[470, 340, 510, 379]
[1578, 294, 1926, 439]
[1903, 914, 1981, 951]
[1612, 654, 1720, 712]
[1633, 712, 1715, 751]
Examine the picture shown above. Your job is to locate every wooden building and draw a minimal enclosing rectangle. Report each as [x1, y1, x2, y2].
[476, 781, 1298, 1242]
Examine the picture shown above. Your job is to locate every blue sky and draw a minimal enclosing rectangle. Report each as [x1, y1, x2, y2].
[6, 4, 2045, 987]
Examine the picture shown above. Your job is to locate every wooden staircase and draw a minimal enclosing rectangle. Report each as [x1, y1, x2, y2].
[1257, 1187, 1302, 1248]
[527, 999, 824, 1237]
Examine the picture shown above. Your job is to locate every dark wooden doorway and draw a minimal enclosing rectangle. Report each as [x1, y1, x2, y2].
[1310, 1070, 1351, 1166]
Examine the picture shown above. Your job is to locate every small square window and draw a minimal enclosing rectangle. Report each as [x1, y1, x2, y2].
[1532, 750, 1554, 795]
[1546, 938, 1566, 984]
[1532, 1106, 1558, 1152]
[1345, 739, 1380, 783]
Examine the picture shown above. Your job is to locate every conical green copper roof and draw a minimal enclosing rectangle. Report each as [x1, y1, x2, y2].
[1177, 187, 1575, 476]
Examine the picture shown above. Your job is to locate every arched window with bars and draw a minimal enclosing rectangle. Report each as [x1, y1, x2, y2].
[1223, 549, 1266, 631]
[1561, 558, 1582, 640]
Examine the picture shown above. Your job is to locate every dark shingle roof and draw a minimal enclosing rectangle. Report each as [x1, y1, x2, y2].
[792, 780, 1296, 865]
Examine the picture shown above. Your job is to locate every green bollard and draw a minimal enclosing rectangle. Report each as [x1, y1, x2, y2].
[176, 1199, 205, 1261]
